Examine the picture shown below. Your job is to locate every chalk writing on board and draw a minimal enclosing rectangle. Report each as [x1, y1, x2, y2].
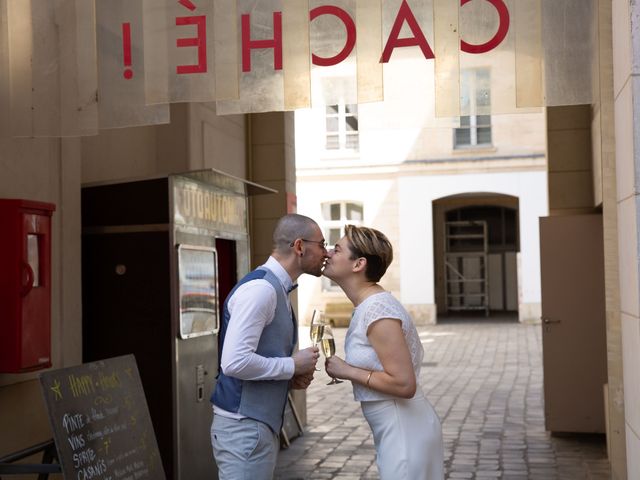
[40, 355, 165, 480]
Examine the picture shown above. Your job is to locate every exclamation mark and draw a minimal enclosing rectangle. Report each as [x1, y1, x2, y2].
[122, 23, 133, 79]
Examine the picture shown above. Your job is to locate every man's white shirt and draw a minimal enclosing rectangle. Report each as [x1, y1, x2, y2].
[213, 256, 296, 419]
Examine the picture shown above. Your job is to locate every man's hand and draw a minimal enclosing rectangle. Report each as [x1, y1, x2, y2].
[292, 346, 319, 375]
[290, 372, 314, 390]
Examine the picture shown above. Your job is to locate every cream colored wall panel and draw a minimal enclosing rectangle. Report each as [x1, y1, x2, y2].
[548, 171, 594, 209]
[612, 0, 632, 97]
[0, 380, 52, 455]
[592, 108, 603, 207]
[618, 195, 640, 318]
[156, 104, 189, 173]
[547, 105, 591, 130]
[251, 112, 286, 145]
[632, 3, 640, 74]
[615, 79, 636, 201]
[626, 422, 640, 480]
[251, 217, 279, 263]
[252, 145, 288, 181]
[203, 121, 245, 178]
[0, 139, 59, 200]
[189, 103, 246, 176]
[81, 127, 158, 183]
[59, 138, 82, 367]
[251, 190, 287, 219]
[547, 129, 593, 172]
[621, 312, 640, 441]
[491, 113, 546, 154]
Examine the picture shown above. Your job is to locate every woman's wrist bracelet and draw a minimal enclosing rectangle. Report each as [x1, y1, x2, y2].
[365, 370, 373, 387]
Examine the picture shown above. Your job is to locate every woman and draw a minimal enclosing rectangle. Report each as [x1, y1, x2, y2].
[324, 225, 444, 480]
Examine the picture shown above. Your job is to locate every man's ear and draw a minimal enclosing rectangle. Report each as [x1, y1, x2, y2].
[291, 238, 304, 257]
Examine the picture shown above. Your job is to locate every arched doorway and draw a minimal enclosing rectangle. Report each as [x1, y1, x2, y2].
[433, 193, 519, 318]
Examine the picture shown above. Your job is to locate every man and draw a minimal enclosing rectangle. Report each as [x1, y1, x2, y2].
[210, 213, 326, 479]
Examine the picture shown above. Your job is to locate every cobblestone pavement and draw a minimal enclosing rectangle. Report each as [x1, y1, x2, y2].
[275, 319, 610, 480]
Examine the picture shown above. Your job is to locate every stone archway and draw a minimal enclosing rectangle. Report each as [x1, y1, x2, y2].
[433, 192, 519, 319]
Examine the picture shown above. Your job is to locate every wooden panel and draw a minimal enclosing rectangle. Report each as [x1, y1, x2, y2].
[540, 214, 607, 432]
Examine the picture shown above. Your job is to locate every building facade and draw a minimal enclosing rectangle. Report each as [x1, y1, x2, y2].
[295, 56, 548, 325]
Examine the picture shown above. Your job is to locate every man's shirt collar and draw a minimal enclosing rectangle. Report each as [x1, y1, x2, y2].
[264, 256, 296, 294]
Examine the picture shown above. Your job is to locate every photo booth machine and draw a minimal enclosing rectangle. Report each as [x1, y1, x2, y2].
[81, 170, 275, 480]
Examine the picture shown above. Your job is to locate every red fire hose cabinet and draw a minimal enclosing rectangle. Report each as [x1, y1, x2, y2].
[0, 199, 56, 373]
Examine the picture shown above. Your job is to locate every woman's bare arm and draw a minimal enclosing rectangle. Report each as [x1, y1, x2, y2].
[325, 318, 416, 398]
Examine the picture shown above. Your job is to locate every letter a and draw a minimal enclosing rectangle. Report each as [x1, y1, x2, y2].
[380, 0, 434, 62]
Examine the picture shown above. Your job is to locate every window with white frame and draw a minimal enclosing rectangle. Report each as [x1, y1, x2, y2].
[325, 104, 359, 151]
[454, 68, 492, 149]
[322, 201, 364, 290]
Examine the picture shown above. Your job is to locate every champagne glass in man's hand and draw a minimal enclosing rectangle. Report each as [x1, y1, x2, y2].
[310, 309, 326, 371]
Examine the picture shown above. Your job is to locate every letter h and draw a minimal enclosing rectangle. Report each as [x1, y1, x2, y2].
[241, 12, 282, 72]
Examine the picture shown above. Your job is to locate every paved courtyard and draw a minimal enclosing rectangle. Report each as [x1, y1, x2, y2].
[275, 319, 610, 479]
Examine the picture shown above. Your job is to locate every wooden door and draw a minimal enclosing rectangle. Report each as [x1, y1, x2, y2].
[539, 214, 607, 433]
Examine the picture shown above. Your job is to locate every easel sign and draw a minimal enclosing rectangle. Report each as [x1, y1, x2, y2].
[39, 354, 165, 480]
[280, 393, 304, 448]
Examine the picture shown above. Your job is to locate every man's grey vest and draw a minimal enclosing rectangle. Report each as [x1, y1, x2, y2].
[211, 266, 297, 432]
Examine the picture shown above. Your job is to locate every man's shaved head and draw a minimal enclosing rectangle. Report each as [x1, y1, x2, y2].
[273, 214, 320, 253]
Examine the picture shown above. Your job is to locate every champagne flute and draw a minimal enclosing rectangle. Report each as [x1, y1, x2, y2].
[320, 324, 343, 385]
[310, 309, 326, 371]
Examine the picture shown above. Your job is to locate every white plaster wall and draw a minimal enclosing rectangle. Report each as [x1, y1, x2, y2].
[398, 170, 548, 309]
[295, 50, 546, 172]
[295, 177, 396, 322]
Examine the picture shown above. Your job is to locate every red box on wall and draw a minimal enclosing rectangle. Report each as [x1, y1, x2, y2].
[0, 199, 56, 373]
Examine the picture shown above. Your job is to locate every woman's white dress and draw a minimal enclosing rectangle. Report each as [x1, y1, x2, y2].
[345, 291, 444, 480]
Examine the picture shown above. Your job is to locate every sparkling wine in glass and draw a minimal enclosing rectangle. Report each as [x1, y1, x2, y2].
[310, 309, 326, 371]
[321, 325, 343, 385]
[310, 310, 325, 345]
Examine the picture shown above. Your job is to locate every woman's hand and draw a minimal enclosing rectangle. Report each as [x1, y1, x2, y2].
[325, 356, 350, 379]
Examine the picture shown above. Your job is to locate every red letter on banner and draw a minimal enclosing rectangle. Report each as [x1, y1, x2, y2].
[176, 15, 207, 73]
[381, 0, 434, 63]
[178, 0, 196, 11]
[241, 12, 283, 72]
[460, 0, 510, 54]
[309, 6, 356, 67]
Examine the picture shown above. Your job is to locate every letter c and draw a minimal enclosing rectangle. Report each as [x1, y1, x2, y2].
[310, 6, 356, 66]
[460, 0, 510, 54]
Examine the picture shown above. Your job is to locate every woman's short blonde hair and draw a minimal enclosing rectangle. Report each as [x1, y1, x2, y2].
[344, 225, 393, 282]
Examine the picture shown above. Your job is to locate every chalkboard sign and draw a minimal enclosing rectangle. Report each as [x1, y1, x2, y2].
[39, 355, 165, 480]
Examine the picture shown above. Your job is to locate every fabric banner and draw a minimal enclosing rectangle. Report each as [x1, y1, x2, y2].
[215, 0, 285, 114]
[143, 0, 217, 104]
[0, 0, 99, 138]
[0, 0, 598, 137]
[95, 0, 169, 129]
